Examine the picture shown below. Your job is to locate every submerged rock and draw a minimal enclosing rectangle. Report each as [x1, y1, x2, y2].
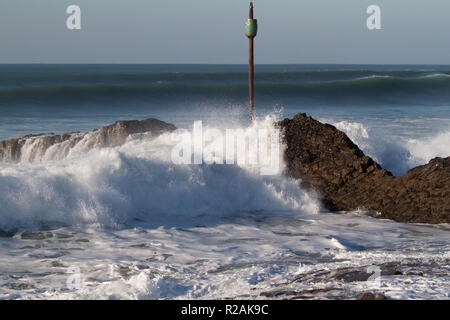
[356, 292, 388, 300]
[0, 229, 16, 238]
[280, 113, 449, 224]
[0, 118, 176, 162]
[21, 231, 54, 240]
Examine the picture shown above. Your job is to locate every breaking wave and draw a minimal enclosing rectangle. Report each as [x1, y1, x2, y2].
[0, 116, 319, 230]
[332, 121, 450, 176]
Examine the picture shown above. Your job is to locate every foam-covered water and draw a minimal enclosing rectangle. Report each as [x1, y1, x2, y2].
[329, 120, 450, 176]
[0, 115, 449, 300]
[0, 116, 318, 230]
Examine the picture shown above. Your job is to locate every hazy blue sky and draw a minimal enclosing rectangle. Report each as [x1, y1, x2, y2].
[1, 0, 449, 64]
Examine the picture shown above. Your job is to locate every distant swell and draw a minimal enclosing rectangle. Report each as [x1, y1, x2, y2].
[1, 72, 450, 108]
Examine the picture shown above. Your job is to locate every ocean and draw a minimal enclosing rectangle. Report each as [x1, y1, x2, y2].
[0, 64, 449, 299]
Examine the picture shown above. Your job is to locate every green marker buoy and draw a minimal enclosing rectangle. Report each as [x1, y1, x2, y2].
[246, 2, 257, 121]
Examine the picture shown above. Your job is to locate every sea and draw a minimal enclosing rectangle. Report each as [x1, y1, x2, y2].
[0, 64, 449, 299]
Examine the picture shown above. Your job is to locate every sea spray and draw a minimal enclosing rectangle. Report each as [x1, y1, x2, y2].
[331, 120, 450, 176]
[0, 116, 320, 230]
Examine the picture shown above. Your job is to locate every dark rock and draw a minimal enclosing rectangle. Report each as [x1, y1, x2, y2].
[356, 292, 388, 300]
[291, 262, 405, 286]
[260, 288, 334, 299]
[50, 260, 67, 268]
[279, 113, 449, 224]
[379, 261, 403, 276]
[90, 118, 177, 148]
[260, 290, 296, 298]
[0, 118, 176, 162]
[0, 138, 22, 162]
[0, 229, 16, 238]
[6, 282, 36, 290]
[389, 157, 450, 223]
[332, 269, 371, 282]
[21, 231, 54, 240]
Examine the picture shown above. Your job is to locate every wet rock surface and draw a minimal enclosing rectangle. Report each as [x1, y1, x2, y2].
[0, 118, 176, 162]
[0, 229, 16, 238]
[259, 260, 446, 300]
[279, 113, 450, 224]
[356, 292, 388, 300]
[91, 118, 177, 147]
[21, 231, 54, 240]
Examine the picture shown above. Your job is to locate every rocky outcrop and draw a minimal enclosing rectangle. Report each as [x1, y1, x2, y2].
[280, 113, 449, 224]
[0, 118, 176, 162]
[91, 118, 177, 147]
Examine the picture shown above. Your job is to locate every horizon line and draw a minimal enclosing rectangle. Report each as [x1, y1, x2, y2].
[1, 62, 450, 66]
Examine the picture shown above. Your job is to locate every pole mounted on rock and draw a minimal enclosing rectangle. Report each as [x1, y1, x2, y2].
[246, 1, 258, 122]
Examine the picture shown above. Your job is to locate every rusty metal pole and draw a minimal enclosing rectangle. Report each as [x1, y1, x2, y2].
[246, 2, 258, 122]
[248, 3, 254, 121]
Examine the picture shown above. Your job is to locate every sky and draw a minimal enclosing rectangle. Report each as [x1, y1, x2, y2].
[0, 0, 450, 64]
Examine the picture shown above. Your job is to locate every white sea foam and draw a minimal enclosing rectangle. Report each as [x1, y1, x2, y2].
[1, 212, 448, 300]
[355, 75, 393, 81]
[406, 131, 450, 167]
[421, 73, 450, 79]
[331, 120, 450, 176]
[0, 116, 320, 230]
